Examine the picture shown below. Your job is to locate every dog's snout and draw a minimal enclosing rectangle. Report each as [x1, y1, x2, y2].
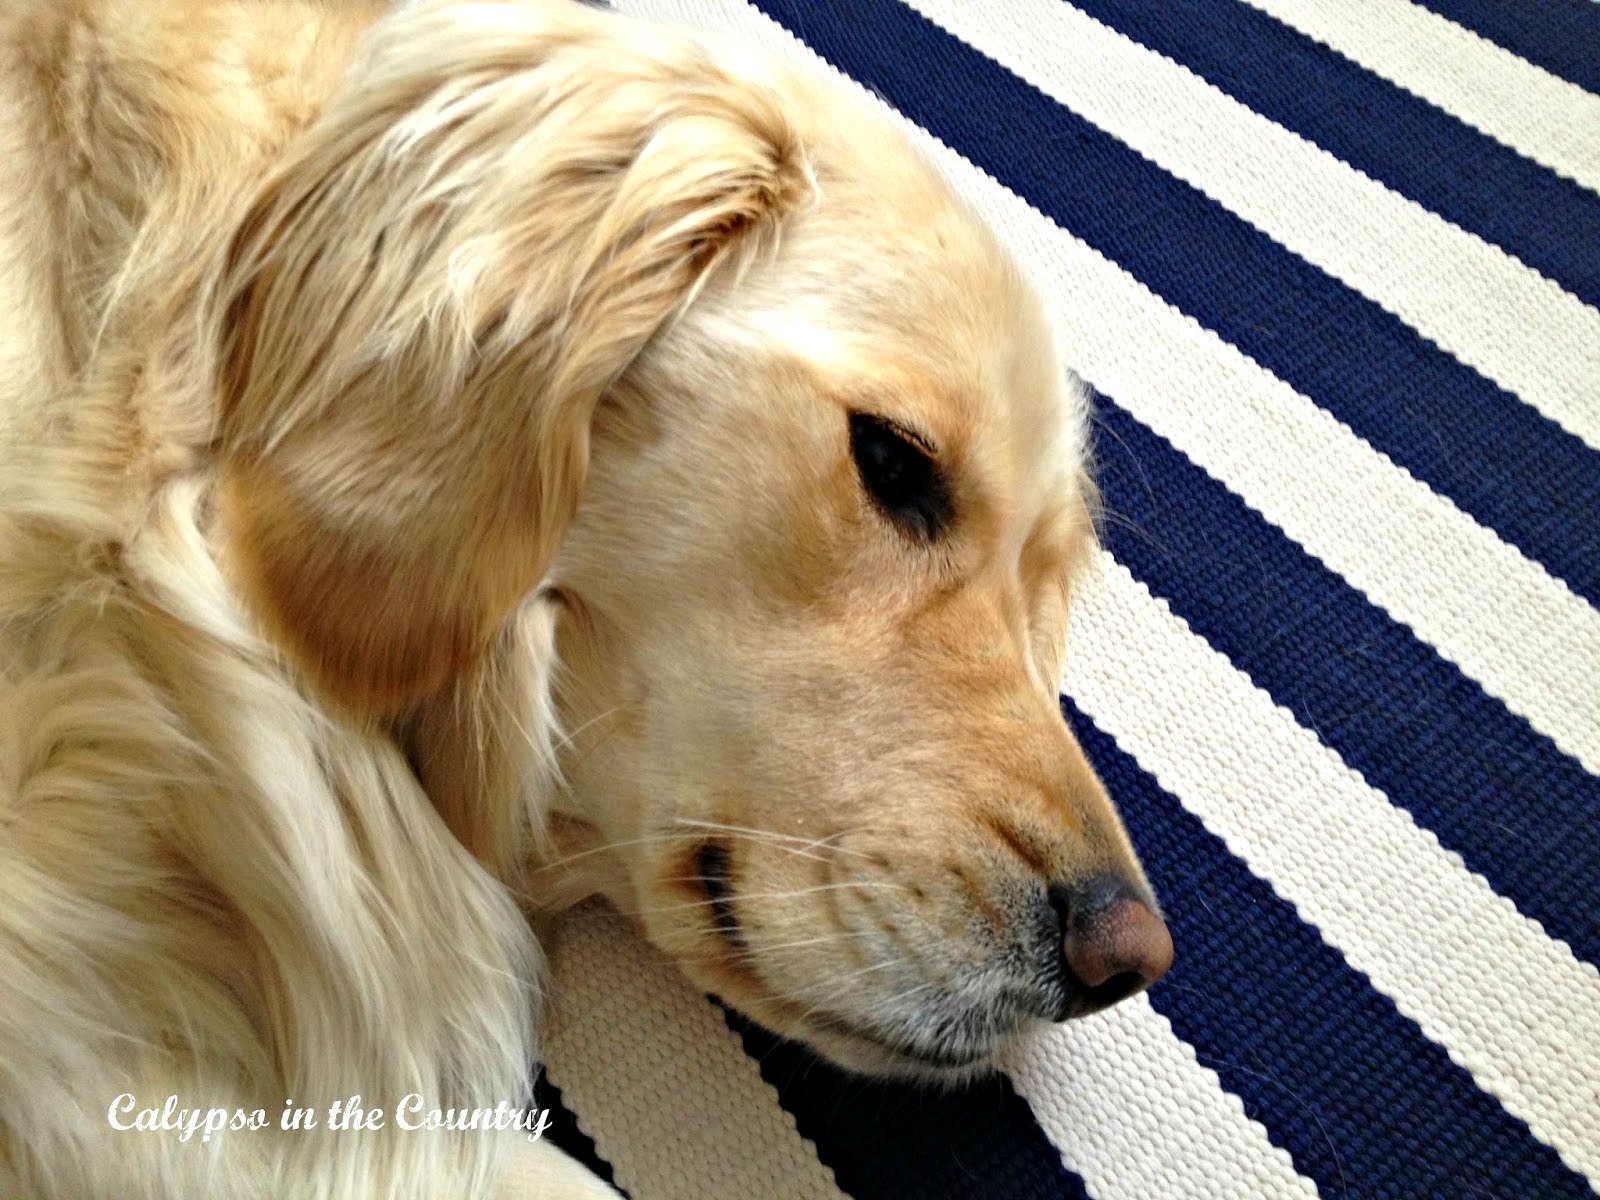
[1049, 875, 1173, 1016]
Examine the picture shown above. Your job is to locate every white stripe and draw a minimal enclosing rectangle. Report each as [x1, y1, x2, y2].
[906, 0, 1600, 453]
[1069, 553, 1600, 1183]
[544, 903, 845, 1200]
[1244, 0, 1600, 192]
[1002, 999, 1321, 1200]
[632, 0, 1600, 789]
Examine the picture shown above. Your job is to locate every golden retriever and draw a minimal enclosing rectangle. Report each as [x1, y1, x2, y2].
[0, 0, 1172, 1195]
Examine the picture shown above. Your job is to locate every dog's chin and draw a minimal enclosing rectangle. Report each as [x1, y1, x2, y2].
[662, 939, 1022, 1085]
[684, 955, 1019, 1086]
[789, 1019, 1007, 1087]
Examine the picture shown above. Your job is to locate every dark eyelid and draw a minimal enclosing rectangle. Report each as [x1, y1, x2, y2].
[878, 416, 938, 458]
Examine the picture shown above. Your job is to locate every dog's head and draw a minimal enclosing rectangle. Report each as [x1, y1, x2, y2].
[213, 0, 1168, 1079]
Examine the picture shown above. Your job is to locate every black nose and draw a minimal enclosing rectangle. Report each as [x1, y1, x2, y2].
[1048, 874, 1173, 1017]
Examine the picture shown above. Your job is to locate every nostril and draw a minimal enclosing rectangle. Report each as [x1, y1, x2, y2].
[1086, 969, 1148, 1010]
[1050, 875, 1173, 1016]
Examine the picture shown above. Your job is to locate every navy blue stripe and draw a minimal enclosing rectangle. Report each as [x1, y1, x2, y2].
[1409, 0, 1600, 96]
[1089, 394, 1600, 965]
[533, 1067, 626, 1196]
[751, 0, 1600, 608]
[719, 1006, 1089, 1200]
[1067, 0, 1600, 310]
[1065, 697, 1595, 1200]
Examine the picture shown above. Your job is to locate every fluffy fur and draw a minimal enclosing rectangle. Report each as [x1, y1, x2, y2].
[0, 1, 1161, 1196]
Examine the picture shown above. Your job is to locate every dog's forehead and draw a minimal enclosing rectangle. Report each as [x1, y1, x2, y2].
[738, 267, 1084, 521]
[685, 70, 1086, 521]
[808, 148, 1081, 511]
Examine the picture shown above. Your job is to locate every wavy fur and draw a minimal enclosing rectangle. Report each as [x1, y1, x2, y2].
[0, 1, 1151, 1195]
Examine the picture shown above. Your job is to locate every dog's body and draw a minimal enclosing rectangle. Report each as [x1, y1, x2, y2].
[0, 5, 568, 1195]
[0, 2, 1169, 1196]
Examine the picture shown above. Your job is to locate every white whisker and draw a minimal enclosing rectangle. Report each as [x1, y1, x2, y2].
[636, 879, 912, 915]
[672, 818, 872, 862]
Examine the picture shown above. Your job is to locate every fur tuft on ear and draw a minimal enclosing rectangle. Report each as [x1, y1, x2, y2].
[211, 0, 812, 712]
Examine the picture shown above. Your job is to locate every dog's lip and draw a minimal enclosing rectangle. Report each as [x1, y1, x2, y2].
[695, 840, 745, 952]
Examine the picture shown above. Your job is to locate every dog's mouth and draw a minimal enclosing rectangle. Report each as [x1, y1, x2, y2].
[688, 840, 1006, 1077]
[695, 840, 746, 952]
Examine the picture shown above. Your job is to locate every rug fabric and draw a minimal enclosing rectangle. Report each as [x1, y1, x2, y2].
[539, 2, 1600, 1197]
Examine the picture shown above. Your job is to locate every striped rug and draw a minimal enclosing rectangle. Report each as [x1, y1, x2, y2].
[533, 2, 1600, 1197]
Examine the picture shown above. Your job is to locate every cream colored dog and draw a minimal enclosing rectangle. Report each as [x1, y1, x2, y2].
[0, 1, 1171, 1195]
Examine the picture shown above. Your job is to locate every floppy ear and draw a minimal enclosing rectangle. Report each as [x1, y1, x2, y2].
[213, 1, 810, 712]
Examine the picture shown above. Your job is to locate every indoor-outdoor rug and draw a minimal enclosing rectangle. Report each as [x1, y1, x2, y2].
[533, 1, 1600, 1197]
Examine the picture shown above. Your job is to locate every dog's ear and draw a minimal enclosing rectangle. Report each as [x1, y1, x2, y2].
[212, 3, 810, 712]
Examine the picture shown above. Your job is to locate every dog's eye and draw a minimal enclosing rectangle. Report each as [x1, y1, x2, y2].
[848, 412, 951, 541]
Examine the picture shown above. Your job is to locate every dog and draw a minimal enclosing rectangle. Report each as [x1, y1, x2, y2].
[0, 1, 1172, 1195]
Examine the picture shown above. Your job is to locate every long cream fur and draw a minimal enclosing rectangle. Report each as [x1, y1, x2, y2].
[0, 1, 805, 1194]
[0, 0, 1160, 1195]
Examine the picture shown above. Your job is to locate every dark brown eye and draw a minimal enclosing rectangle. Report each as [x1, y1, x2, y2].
[848, 412, 952, 541]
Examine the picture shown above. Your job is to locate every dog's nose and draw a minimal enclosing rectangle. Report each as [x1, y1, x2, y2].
[1050, 875, 1173, 1015]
